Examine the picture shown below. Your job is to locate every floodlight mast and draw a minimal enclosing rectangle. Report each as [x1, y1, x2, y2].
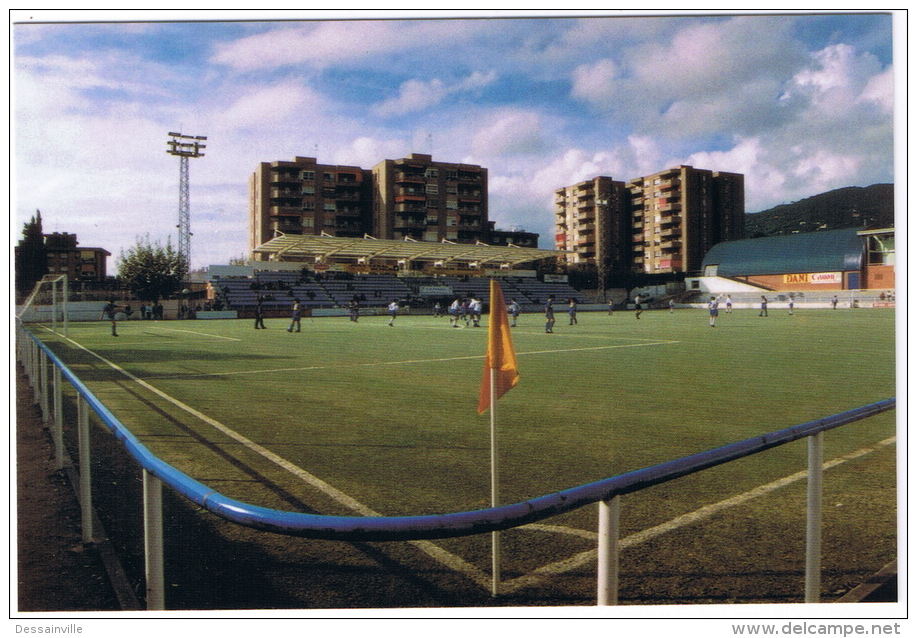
[166, 132, 207, 272]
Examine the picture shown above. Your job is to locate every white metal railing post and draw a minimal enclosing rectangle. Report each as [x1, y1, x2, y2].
[34, 341, 40, 385]
[26, 337, 33, 383]
[143, 469, 166, 610]
[39, 350, 49, 421]
[77, 396, 94, 543]
[52, 365, 64, 469]
[805, 431, 824, 603]
[597, 495, 621, 605]
[62, 274, 68, 336]
[52, 282, 58, 333]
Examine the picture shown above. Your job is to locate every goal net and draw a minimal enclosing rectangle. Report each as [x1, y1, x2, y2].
[16, 274, 69, 335]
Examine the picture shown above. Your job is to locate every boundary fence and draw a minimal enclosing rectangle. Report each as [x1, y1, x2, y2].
[15, 320, 896, 609]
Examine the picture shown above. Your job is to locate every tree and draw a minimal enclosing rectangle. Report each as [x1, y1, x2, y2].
[15, 210, 48, 296]
[117, 236, 188, 302]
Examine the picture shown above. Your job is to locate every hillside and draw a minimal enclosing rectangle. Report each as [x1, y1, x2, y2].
[745, 184, 894, 237]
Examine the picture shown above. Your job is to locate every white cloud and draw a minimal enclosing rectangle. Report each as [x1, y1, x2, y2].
[570, 58, 618, 104]
[211, 21, 479, 72]
[373, 71, 496, 118]
[214, 82, 325, 130]
[373, 78, 447, 118]
[859, 66, 894, 112]
[470, 110, 547, 157]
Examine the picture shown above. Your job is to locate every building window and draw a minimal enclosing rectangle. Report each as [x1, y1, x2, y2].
[302, 171, 315, 181]
[323, 202, 336, 211]
[425, 168, 438, 178]
[425, 184, 439, 194]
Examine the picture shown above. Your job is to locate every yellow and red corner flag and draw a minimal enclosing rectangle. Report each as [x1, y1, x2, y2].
[478, 279, 519, 414]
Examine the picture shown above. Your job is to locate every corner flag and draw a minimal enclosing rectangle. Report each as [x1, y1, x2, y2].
[477, 279, 519, 414]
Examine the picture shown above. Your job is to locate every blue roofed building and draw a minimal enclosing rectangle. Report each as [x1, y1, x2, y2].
[692, 227, 894, 293]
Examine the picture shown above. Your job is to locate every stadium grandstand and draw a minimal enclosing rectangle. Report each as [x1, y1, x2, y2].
[251, 232, 563, 269]
[209, 233, 577, 315]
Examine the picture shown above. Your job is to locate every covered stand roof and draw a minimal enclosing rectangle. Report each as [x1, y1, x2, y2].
[701, 228, 864, 277]
[253, 233, 565, 268]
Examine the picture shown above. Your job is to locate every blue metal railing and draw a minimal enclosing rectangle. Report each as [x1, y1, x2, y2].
[16, 322, 896, 606]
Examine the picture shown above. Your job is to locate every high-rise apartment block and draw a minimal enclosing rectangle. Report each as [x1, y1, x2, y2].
[554, 176, 631, 272]
[555, 165, 744, 276]
[249, 157, 373, 258]
[250, 153, 499, 260]
[372, 154, 488, 243]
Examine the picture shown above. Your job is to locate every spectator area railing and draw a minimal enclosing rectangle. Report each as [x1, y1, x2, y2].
[16, 321, 896, 609]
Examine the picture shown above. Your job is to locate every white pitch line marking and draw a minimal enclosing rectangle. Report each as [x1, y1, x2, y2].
[146, 340, 679, 379]
[48, 330, 493, 590]
[141, 326, 242, 341]
[501, 435, 897, 594]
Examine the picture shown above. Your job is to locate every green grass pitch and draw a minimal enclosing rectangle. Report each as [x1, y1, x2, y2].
[27, 305, 897, 606]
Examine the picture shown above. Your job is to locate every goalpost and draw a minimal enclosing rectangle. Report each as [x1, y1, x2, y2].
[16, 274, 69, 336]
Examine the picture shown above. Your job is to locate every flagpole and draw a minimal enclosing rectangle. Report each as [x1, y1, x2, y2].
[490, 366, 500, 597]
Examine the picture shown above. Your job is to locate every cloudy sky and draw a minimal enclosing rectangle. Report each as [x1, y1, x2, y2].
[12, 10, 898, 271]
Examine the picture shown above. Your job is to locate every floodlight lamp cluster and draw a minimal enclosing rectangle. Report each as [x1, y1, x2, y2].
[166, 131, 207, 158]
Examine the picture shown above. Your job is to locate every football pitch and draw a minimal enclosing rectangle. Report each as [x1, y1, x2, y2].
[26, 306, 897, 608]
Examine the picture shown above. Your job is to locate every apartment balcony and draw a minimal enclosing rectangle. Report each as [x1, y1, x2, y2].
[269, 172, 301, 185]
[632, 232, 644, 243]
[269, 205, 304, 216]
[659, 240, 682, 251]
[457, 171, 483, 182]
[335, 207, 363, 216]
[271, 220, 303, 234]
[269, 188, 302, 198]
[394, 202, 426, 214]
[659, 179, 680, 191]
[394, 172, 426, 184]
[393, 217, 426, 231]
[269, 198, 303, 210]
[395, 193, 426, 203]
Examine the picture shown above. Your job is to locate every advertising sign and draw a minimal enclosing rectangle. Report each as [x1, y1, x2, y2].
[783, 272, 842, 285]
